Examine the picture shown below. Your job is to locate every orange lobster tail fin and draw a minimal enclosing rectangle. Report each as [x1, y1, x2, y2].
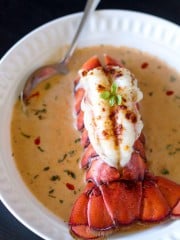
[141, 179, 170, 221]
[100, 181, 142, 225]
[88, 186, 114, 230]
[156, 176, 180, 216]
[71, 225, 99, 239]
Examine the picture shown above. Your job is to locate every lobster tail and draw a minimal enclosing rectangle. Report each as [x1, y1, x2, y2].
[69, 56, 180, 239]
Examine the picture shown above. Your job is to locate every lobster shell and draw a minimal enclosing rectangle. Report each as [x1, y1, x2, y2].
[69, 55, 180, 239]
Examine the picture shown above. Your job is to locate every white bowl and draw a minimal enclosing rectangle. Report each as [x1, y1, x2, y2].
[0, 10, 179, 240]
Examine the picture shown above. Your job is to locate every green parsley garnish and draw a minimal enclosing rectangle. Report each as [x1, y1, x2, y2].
[43, 166, 50, 171]
[68, 150, 75, 156]
[50, 175, 60, 181]
[169, 75, 176, 82]
[161, 168, 169, 175]
[48, 189, 54, 194]
[44, 82, 51, 90]
[64, 170, 76, 179]
[21, 132, 31, 138]
[100, 82, 122, 107]
[74, 138, 81, 143]
[100, 91, 110, 99]
[33, 174, 39, 179]
[37, 146, 45, 152]
[34, 108, 47, 115]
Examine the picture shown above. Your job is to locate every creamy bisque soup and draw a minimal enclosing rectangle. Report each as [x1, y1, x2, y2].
[11, 46, 180, 225]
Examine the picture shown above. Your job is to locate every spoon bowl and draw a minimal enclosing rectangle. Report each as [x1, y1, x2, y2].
[21, 0, 101, 104]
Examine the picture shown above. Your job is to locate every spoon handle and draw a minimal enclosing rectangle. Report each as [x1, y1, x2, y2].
[61, 0, 101, 64]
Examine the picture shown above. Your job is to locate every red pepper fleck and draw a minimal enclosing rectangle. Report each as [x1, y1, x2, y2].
[141, 62, 149, 69]
[166, 90, 174, 96]
[34, 136, 40, 145]
[66, 183, 75, 190]
[28, 91, 40, 100]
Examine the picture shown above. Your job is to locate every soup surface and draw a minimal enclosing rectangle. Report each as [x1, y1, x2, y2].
[11, 45, 180, 223]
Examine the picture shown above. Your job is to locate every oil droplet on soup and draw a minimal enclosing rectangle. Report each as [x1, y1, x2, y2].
[11, 45, 180, 223]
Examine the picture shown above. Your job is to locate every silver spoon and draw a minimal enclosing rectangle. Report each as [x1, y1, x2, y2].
[21, 0, 101, 104]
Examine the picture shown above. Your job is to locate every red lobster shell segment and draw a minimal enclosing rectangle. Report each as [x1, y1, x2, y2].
[69, 55, 180, 239]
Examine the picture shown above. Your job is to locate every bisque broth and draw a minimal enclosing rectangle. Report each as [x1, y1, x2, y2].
[11, 45, 180, 224]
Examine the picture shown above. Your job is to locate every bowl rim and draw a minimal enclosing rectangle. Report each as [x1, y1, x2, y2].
[0, 9, 179, 240]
